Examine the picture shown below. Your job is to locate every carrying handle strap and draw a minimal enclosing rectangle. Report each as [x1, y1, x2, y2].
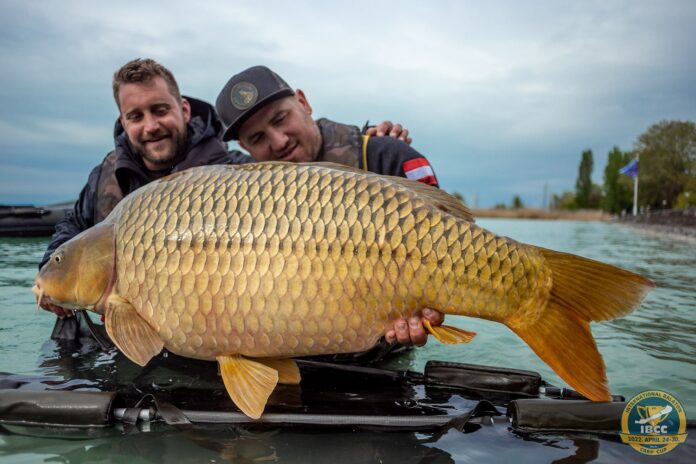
[135, 394, 192, 428]
[361, 135, 370, 171]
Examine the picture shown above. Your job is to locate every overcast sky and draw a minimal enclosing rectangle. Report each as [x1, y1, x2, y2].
[1, 0, 694, 207]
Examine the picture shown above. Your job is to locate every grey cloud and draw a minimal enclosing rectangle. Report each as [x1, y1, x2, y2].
[0, 0, 694, 207]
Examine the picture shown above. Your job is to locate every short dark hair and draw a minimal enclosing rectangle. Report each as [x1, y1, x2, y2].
[112, 58, 181, 109]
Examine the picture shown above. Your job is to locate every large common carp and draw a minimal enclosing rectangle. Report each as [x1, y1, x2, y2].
[33, 162, 654, 418]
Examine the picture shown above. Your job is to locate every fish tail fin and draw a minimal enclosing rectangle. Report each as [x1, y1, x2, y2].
[509, 248, 654, 401]
[537, 248, 655, 322]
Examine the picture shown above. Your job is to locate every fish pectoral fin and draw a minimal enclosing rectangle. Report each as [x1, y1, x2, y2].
[258, 358, 301, 385]
[217, 355, 279, 419]
[422, 318, 477, 344]
[105, 297, 163, 366]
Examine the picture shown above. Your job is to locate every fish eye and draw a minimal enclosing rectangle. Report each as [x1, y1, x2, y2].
[53, 252, 64, 264]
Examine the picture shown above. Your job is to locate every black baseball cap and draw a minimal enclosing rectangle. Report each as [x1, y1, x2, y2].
[216, 66, 295, 141]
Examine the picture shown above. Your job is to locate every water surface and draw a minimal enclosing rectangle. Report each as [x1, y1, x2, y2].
[0, 219, 694, 462]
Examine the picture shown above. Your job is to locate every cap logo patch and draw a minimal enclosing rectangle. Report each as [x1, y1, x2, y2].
[230, 82, 258, 110]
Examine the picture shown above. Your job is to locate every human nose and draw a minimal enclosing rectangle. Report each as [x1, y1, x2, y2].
[268, 129, 289, 152]
[143, 113, 160, 133]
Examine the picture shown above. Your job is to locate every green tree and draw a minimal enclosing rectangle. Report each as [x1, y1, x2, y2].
[679, 173, 696, 207]
[551, 191, 576, 210]
[601, 147, 633, 214]
[674, 191, 696, 208]
[635, 120, 696, 208]
[575, 149, 595, 208]
[511, 195, 524, 209]
[589, 183, 603, 209]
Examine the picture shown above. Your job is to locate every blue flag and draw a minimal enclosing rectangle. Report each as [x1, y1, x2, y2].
[620, 159, 639, 178]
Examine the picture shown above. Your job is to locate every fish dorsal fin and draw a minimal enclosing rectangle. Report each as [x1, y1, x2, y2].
[105, 295, 163, 366]
[389, 177, 475, 222]
[217, 355, 279, 419]
[257, 358, 301, 385]
[422, 318, 477, 344]
[295, 162, 475, 222]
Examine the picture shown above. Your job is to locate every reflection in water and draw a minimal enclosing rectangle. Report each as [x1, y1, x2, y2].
[5, 419, 695, 464]
[515, 434, 600, 464]
[0, 424, 457, 463]
[4, 420, 695, 464]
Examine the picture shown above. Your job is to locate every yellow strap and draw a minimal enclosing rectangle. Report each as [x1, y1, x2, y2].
[361, 135, 370, 171]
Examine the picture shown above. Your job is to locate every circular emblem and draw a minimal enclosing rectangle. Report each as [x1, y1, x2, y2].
[230, 82, 258, 110]
[620, 390, 688, 455]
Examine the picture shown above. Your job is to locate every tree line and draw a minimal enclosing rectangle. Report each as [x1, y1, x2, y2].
[552, 120, 696, 213]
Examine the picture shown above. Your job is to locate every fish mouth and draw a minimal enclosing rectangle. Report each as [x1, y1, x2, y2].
[31, 282, 90, 312]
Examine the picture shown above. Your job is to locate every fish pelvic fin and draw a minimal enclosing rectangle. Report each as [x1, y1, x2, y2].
[257, 358, 301, 385]
[509, 248, 655, 402]
[105, 295, 163, 366]
[422, 318, 477, 344]
[217, 355, 279, 419]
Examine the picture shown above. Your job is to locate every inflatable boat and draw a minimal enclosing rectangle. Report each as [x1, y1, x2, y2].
[0, 201, 73, 237]
[1, 357, 693, 462]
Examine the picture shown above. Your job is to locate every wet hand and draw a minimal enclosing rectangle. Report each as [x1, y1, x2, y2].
[385, 308, 444, 347]
[366, 120, 412, 145]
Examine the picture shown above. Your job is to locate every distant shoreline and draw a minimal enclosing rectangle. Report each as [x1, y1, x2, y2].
[620, 222, 696, 242]
[472, 208, 610, 221]
[614, 208, 696, 241]
[471, 207, 696, 240]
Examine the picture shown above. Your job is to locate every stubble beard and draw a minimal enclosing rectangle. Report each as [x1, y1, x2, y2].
[137, 129, 189, 170]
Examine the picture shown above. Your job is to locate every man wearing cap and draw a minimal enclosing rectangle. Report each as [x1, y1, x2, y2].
[216, 66, 438, 188]
[216, 66, 443, 351]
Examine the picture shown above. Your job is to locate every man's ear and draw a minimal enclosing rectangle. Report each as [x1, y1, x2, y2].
[294, 89, 312, 115]
[181, 97, 192, 123]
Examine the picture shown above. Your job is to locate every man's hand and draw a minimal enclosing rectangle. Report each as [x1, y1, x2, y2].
[367, 120, 412, 145]
[39, 296, 74, 319]
[385, 308, 445, 347]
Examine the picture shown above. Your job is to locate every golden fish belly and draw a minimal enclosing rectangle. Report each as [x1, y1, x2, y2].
[111, 164, 548, 360]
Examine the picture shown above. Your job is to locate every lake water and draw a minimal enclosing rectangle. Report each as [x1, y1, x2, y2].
[0, 218, 694, 462]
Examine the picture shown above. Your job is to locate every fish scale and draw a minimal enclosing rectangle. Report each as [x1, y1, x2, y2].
[35, 162, 654, 417]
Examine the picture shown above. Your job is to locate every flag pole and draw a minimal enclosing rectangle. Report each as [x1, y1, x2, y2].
[632, 154, 639, 216]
